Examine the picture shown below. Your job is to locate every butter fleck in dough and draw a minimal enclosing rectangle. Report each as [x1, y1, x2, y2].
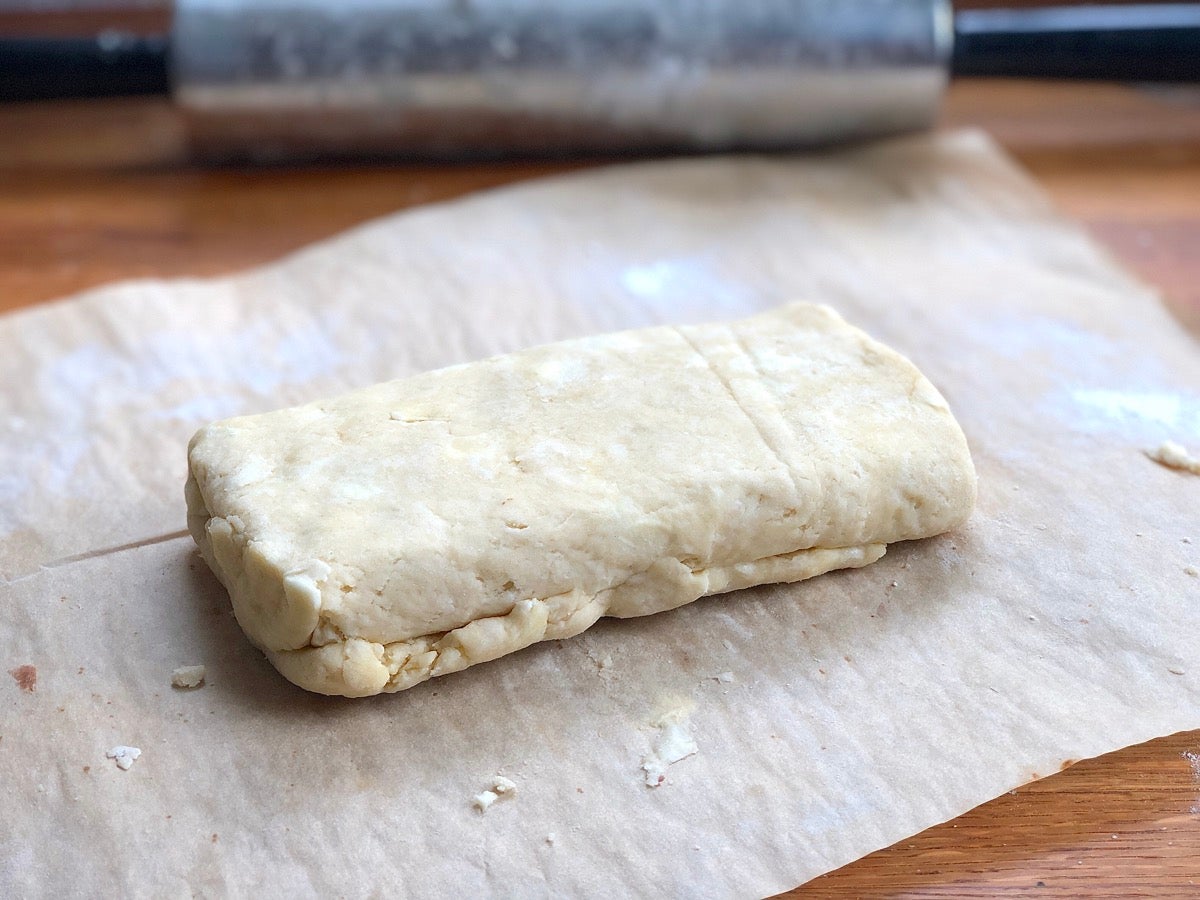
[186, 303, 976, 697]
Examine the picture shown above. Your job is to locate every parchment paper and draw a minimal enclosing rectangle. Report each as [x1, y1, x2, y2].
[2, 130, 1198, 897]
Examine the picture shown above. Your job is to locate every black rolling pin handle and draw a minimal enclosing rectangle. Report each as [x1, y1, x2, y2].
[952, 3, 1200, 82]
[0, 33, 170, 102]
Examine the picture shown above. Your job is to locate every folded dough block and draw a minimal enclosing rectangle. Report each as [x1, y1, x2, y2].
[186, 303, 976, 697]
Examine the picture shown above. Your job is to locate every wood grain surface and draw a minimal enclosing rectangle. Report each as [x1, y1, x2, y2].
[1, 71, 1198, 897]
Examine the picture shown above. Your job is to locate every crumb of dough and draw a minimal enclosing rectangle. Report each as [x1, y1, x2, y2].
[545, 833, 556, 846]
[171, 665, 207, 689]
[712, 672, 734, 684]
[474, 775, 517, 812]
[1184, 566, 1198, 577]
[473, 790, 498, 812]
[641, 712, 698, 787]
[9, 664, 36, 692]
[1146, 440, 1200, 475]
[106, 746, 141, 771]
[1168, 667, 1186, 676]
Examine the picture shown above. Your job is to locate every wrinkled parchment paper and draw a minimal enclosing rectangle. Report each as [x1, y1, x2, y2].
[3, 131, 1198, 897]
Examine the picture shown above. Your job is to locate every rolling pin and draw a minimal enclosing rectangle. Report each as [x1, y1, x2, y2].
[2, 1, 1198, 159]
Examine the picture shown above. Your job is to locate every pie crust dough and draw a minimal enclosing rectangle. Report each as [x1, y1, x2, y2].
[186, 303, 976, 696]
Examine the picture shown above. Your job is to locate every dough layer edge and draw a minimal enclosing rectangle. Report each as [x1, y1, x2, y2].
[263, 542, 886, 697]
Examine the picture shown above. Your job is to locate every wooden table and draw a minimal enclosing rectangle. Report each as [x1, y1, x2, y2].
[2, 80, 1198, 896]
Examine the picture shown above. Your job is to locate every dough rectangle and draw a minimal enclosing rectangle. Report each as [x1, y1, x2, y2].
[185, 303, 975, 697]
